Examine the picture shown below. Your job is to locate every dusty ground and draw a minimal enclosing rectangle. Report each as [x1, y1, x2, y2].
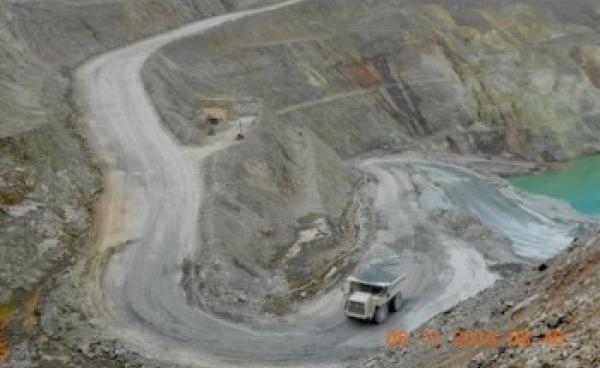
[352, 233, 600, 368]
[138, 0, 600, 326]
[0, 1, 293, 367]
[0, 0, 286, 310]
[2, 0, 600, 367]
[40, 8, 592, 363]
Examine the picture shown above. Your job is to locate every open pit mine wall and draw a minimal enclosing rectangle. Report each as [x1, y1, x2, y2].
[143, 0, 600, 307]
[0, 0, 282, 308]
[146, 0, 600, 162]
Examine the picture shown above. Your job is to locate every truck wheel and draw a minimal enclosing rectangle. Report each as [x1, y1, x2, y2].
[373, 306, 388, 324]
[389, 293, 402, 313]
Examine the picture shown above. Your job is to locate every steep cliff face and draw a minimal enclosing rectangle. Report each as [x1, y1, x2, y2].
[148, 0, 600, 161]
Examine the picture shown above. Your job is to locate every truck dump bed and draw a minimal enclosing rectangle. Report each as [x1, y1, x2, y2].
[353, 246, 404, 285]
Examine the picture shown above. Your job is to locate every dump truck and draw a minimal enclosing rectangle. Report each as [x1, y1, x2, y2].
[343, 274, 405, 323]
[343, 245, 407, 323]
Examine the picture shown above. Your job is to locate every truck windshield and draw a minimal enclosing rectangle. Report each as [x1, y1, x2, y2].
[350, 282, 386, 295]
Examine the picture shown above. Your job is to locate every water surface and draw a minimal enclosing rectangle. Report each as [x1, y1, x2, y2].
[509, 154, 600, 215]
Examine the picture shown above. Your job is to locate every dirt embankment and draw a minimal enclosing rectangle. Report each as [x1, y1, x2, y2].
[142, 0, 600, 321]
[351, 234, 600, 368]
[147, 0, 600, 161]
[0, 0, 283, 366]
[3, 0, 600, 367]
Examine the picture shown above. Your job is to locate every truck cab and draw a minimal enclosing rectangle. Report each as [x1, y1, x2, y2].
[343, 275, 405, 324]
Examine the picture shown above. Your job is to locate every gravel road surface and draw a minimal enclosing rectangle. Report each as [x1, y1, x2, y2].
[75, 3, 576, 366]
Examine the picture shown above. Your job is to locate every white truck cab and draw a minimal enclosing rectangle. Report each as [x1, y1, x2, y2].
[343, 275, 405, 324]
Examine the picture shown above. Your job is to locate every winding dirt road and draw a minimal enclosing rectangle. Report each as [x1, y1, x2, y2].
[75, 2, 577, 367]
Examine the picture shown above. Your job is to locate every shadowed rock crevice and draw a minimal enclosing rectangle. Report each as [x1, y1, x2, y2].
[373, 55, 433, 137]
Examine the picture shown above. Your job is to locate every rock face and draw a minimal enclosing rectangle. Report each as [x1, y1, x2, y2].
[0, 0, 283, 305]
[188, 118, 361, 317]
[147, 0, 600, 162]
[143, 0, 600, 318]
[2, 0, 600, 367]
[0, 0, 284, 365]
[349, 236, 600, 368]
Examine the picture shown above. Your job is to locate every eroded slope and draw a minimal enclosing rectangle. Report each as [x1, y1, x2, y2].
[142, 0, 600, 320]
[0, 1, 284, 366]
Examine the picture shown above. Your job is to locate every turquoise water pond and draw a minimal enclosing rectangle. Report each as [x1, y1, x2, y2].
[508, 154, 600, 215]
